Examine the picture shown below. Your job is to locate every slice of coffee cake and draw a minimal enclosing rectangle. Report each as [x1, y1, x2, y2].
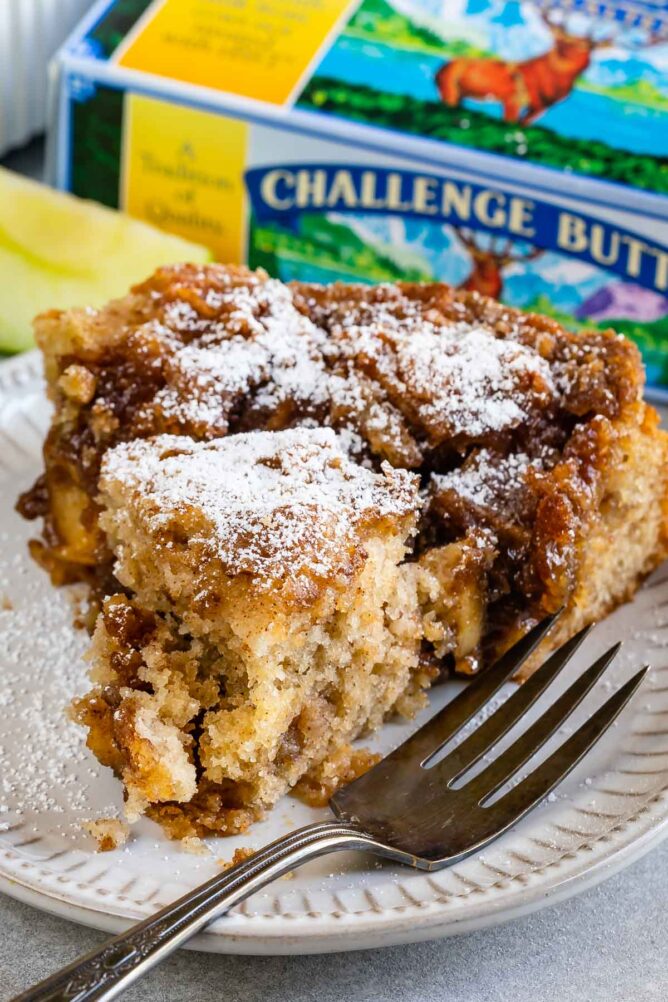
[73, 428, 428, 836]
[19, 263, 668, 835]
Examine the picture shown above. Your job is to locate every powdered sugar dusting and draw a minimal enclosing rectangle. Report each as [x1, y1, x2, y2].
[144, 277, 331, 432]
[135, 273, 556, 449]
[0, 531, 119, 837]
[433, 448, 544, 512]
[100, 428, 420, 585]
[399, 327, 553, 436]
[330, 315, 555, 439]
[156, 338, 270, 428]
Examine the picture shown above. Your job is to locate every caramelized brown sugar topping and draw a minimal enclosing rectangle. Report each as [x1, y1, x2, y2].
[30, 260, 640, 458]
[30, 263, 643, 478]
[430, 415, 618, 616]
[20, 263, 655, 667]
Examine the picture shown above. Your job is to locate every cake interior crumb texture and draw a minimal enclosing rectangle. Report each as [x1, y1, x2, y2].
[20, 264, 668, 839]
[74, 428, 430, 836]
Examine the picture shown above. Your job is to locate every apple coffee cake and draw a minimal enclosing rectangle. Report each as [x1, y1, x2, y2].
[19, 264, 668, 838]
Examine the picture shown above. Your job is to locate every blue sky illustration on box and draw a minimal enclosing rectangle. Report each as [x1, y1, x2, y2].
[314, 0, 668, 155]
[331, 212, 666, 316]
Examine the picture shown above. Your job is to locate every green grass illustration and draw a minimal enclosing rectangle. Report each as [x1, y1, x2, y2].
[249, 214, 432, 283]
[70, 85, 124, 208]
[346, 0, 489, 57]
[298, 77, 668, 194]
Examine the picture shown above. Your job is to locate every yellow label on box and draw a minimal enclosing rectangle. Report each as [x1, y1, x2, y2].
[121, 93, 248, 261]
[116, 0, 352, 106]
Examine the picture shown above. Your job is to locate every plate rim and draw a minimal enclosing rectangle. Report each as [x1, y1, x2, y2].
[1, 798, 667, 954]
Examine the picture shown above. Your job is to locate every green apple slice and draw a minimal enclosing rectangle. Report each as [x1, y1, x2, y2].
[0, 166, 213, 352]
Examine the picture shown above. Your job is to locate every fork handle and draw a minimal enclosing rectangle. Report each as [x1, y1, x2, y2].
[12, 820, 389, 1002]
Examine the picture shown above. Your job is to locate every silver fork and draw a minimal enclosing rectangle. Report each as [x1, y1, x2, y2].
[13, 613, 648, 1002]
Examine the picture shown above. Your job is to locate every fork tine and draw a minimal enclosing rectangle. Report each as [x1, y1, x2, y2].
[468, 642, 622, 804]
[384, 610, 561, 768]
[482, 666, 649, 830]
[432, 624, 593, 782]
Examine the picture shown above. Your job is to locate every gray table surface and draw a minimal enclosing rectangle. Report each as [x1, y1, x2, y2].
[1, 139, 666, 1002]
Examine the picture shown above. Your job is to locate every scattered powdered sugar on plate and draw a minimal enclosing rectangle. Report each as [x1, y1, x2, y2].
[0, 529, 120, 838]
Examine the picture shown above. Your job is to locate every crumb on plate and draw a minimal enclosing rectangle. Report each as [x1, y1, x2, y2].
[181, 835, 210, 856]
[218, 847, 255, 870]
[83, 817, 130, 852]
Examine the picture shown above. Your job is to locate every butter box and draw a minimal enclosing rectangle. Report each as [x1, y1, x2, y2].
[51, 0, 668, 389]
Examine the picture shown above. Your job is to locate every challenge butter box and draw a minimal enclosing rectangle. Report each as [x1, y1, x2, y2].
[51, 0, 668, 387]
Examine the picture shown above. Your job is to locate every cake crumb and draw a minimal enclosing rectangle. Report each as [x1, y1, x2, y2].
[218, 847, 254, 870]
[293, 745, 381, 807]
[83, 818, 130, 852]
[181, 835, 210, 856]
[1, 595, 13, 611]
[58, 364, 97, 405]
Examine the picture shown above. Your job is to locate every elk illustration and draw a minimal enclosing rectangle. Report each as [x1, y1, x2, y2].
[453, 228, 544, 300]
[436, 7, 625, 125]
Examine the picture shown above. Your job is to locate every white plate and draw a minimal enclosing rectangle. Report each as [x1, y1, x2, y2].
[1, 351, 668, 955]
